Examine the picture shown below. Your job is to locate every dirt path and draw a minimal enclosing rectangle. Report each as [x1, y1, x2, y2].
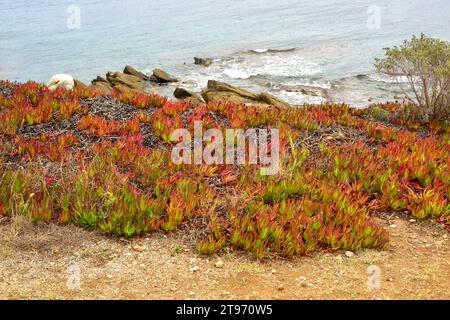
[0, 213, 448, 300]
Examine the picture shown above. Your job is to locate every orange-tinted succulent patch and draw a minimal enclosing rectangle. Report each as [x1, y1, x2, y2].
[0, 81, 448, 259]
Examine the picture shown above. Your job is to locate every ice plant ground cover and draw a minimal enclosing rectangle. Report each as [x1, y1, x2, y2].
[0, 81, 448, 259]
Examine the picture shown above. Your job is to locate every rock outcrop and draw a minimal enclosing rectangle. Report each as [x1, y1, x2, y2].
[84, 67, 290, 109]
[113, 84, 141, 95]
[282, 85, 330, 100]
[201, 80, 290, 108]
[106, 72, 145, 92]
[74, 79, 89, 90]
[89, 66, 179, 94]
[255, 92, 291, 108]
[89, 83, 113, 93]
[123, 65, 151, 81]
[194, 57, 213, 67]
[174, 87, 204, 105]
[150, 68, 178, 83]
[89, 76, 114, 93]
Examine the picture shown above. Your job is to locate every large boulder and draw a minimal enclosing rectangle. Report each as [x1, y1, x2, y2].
[47, 74, 75, 91]
[174, 87, 204, 105]
[113, 84, 141, 95]
[92, 76, 108, 84]
[256, 92, 291, 108]
[106, 72, 145, 91]
[89, 76, 113, 93]
[151, 68, 178, 83]
[194, 57, 213, 67]
[203, 80, 257, 100]
[201, 80, 290, 108]
[202, 90, 255, 105]
[174, 87, 194, 99]
[74, 79, 89, 90]
[123, 65, 151, 81]
[89, 83, 113, 93]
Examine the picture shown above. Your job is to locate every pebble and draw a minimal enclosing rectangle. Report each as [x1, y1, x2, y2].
[344, 251, 354, 258]
[215, 260, 224, 268]
[132, 245, 145, 253]
[389, 224, 397, 228]
[278, 284, 285, 291]
[190, 266, 200, 273]
[409, 219, 416, 223]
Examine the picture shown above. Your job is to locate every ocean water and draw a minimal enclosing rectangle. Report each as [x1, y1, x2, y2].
[1, 0, 449, 106]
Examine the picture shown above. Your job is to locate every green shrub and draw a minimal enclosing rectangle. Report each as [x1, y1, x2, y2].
[369, 106, 391, 122]
[375, 34, 450, 121]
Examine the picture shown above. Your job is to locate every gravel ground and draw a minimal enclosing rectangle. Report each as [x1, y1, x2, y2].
[0, 213, 448, 300]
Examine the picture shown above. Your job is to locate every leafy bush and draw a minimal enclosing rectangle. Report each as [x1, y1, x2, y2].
[369, 106, 392, 122]
[375, 34, 450, 121]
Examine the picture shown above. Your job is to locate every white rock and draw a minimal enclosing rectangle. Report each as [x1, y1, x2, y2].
[344, 251, 354, 258]
[47, 74, 74, 91]
[190, 266, 200, 273]
[215, 260, 224, 268]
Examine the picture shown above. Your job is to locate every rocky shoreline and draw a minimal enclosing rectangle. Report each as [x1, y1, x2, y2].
[70, 61, 322, 109]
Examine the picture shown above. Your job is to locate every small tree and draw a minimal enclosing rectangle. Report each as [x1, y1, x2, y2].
[375, 34, 450, 121]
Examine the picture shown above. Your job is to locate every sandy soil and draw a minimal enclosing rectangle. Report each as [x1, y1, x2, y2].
[0, 213, 448, 300]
